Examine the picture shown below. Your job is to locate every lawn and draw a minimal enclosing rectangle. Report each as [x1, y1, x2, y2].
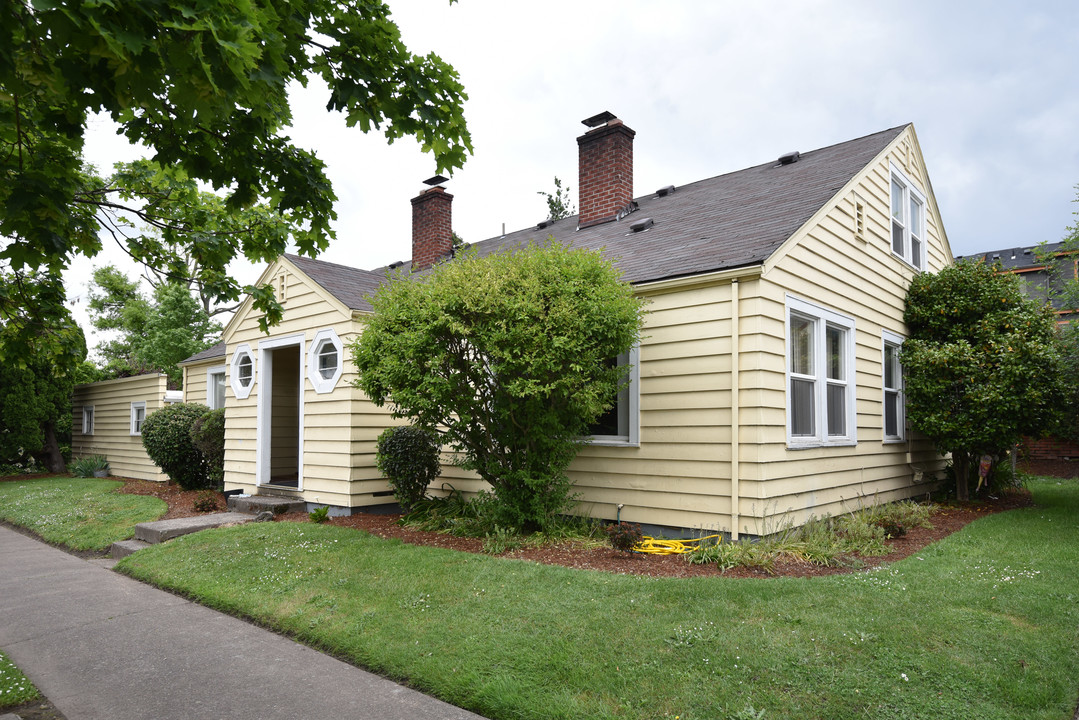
[115, 477, 1079, 720]
[0, 477, 167, 551]
[0, 650, 40, 710]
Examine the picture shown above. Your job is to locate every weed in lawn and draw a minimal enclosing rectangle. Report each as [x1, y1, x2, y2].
[193, 489, 221, 513]
[482, 526, 524, 554]
[309, 506, 330, 524]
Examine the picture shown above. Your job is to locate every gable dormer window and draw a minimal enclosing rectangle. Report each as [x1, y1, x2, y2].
[890, 163, 926, 270]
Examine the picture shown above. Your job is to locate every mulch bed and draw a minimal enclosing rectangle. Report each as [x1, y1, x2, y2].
[6, 461, 1075, 579]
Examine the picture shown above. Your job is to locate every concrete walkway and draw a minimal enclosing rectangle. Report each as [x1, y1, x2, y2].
[0, 525, 486, 720]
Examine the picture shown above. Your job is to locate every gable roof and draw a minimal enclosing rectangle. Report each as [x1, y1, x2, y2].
[458, 124, 907, 285]
[179, 340, 226, 364]
[285, 253, 384, 313]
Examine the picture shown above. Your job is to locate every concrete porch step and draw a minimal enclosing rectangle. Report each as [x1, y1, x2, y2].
[111, 539, 152, 559]
[227, 495, 307, 515]
[134, 512, 255, 544]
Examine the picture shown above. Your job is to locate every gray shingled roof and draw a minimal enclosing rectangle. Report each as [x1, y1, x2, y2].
[181, 124, 907, 366]
[180, 340, 226, 364]
[957, 242, 1063, 271]
[462, 124, 907, 284]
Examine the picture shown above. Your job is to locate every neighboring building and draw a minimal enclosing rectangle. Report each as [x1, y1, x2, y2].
[956, 242, 1077, 319]
[178, 115, 951, 537]
[70, 373, 180, 482]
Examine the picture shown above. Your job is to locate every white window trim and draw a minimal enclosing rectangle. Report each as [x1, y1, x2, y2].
[882, 330, 906, 444]
[130, 401, 146, 436]
[230, 344, 256, 400]
[207, 365, 227, 410]
[785, 296, 857, 449]
[889, 162, 927, 270]
[82, 405, 94, 435]
[588, 344, 641, 447]
[307, 328, 344, 394]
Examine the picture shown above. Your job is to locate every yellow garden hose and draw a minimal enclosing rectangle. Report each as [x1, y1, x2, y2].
[633, 534, 723, 555]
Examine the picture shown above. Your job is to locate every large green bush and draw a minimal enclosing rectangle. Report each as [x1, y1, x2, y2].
[189, 408, 226, 488]
[376, 425, 441, 511]
[141, 402, 210, 490]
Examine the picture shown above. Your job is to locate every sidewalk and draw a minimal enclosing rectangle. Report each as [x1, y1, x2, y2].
[0, 525, 486, 720]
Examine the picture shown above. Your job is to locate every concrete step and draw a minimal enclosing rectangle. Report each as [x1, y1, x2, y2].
[111, 539, 152, 559]
[227, 495, 307, 515]
[134, 512, 255, 544]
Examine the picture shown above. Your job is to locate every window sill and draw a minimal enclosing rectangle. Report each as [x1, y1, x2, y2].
[587, 437, 640, 448]
[787, 439, 857, 450]
[890, 252, 924, 272]
[882, 438, 906, 445]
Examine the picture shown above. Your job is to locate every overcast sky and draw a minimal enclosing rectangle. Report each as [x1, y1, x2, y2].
[70, 0, 1079, 347]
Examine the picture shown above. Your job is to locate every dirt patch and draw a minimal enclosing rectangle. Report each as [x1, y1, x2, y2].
[0, 698, 68, 720]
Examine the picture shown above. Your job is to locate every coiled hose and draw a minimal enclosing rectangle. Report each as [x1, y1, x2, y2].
[633, 534, 723, 555]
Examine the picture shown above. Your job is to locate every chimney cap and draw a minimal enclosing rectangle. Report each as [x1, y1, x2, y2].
[423, 174, 449, 187]
[581, 111, 617, 128]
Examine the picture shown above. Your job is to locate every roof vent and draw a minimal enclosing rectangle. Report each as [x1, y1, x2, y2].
[656, 185, 676, 197]
[1023, 249, 1032, 255]
[778, 150, 800, 166]
[537, 219, 553, 229]
[629, 217, 654, 233]
[992, 254, 1001, 260]
[389, 260, 405, 270]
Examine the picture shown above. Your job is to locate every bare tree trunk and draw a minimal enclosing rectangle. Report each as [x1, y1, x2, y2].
[954, 451, 971, 502]
[38, 422, 67, 474]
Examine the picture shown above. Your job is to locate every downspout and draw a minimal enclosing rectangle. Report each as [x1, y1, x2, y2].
[730, 279, 741, 541]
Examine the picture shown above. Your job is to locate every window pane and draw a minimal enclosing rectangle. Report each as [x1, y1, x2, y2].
[790, 315, 813, 375]
[884, 391, 898, 437]
[911, 235, 922, 268]
[891, 178, 904, 220]
[826, 326, 844, 380]
[885, 345, 898, 389]
[826, 384, 845, 436]
[892, 220, 904, 255]
[791, 378, 815, 436]
[318, 344, 338, 379]
[909, 197, 922, 237]
[589, 352, 630, 437]
[211, 374, 226, 409]
[238, 356, 252, 386]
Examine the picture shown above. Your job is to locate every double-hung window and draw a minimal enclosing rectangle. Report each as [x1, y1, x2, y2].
[588, 345, 641, 446]
[882, 331, 905, 442]
[786, 297, 856, 448]
[130, 402, 146, 436]
[890, 164, 926, 270]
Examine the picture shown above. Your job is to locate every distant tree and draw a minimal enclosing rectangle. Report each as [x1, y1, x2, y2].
[538, 176, 576, 221]
[1, 0, 472, 357]
[351, 242, 644, 531]
[87, 265, 220, 385]
[901, 261, 1066, 500]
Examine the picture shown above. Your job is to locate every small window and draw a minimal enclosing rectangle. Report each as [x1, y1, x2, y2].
[588, 345, 641, 446]
[130, 402, 146, 436]
[308, 329, 344, 394]
[207, 366, 227, 410]
[890, 163, 926, 270]
[883, 331, 905, 442]
[786, 296, 856, 448]
[230, 344, 256, 400]
[82, 406, 95, 435]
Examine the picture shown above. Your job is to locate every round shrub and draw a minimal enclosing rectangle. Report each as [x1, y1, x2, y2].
[141, 402, 211, 490]
[376, 425, 441, 511]
[190, 408, 226, 488]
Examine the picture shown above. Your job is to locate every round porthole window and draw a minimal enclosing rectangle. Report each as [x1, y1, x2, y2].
[308, 329, 343, 393]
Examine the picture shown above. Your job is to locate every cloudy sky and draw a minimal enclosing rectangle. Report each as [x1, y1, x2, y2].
[71, 0, 1079, 344]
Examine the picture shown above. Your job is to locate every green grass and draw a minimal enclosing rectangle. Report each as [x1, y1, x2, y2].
[114, 477, 1079, 720]
[0, 650, 40, 710]
[0, 477, 167, 551]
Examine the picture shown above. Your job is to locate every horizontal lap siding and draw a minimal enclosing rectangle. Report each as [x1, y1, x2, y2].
[737, 133, 948, 535]
[71, 374, 169, 482]
[568, 283, 733, 531]
[181, 359, 221, 406]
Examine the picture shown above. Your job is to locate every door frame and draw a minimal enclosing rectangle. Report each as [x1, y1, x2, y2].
[254, 333, 306, 489]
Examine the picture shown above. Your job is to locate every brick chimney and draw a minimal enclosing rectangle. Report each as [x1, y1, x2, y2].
[411, 185, 453, 272]
[577, 113, 636, 228]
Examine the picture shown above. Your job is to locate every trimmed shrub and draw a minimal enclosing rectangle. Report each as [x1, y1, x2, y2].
[141, 402, 211, 490]
[375, 425, 441, 511]
[190, 408, 226, 488]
